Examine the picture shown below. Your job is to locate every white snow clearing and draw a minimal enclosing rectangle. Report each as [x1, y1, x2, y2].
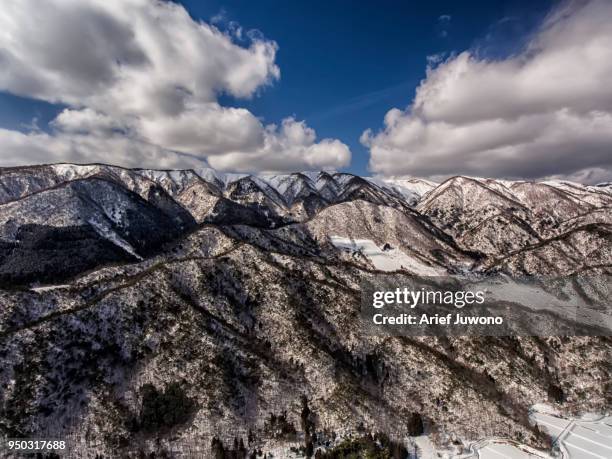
[368, 176, 438, 201]
[455, 407, 612, 459]
[530, 410, 612, 459]
[412, 435, 437, 458]
[30, 284, 72, 292]
[329, 236, 442, 275]
[88, 217, 143, 261]
[475, 441, 547, 458]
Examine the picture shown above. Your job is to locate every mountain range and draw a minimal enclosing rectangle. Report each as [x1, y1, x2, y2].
[0, 163, 610, 457]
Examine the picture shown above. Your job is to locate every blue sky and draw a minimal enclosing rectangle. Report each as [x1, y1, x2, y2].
[0, 0, 553, 176]
[193, 0, 554, 175]
[1, 0, 611, 183]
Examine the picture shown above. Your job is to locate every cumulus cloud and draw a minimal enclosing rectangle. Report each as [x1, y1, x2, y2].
[363, 0, 612, 183]
[208, 118, 351, 172]
[0, 127, 201, 170]
[0, 0, 350, 172]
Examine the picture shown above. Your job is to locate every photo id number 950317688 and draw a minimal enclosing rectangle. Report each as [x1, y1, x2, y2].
[2, 439, 68, 454]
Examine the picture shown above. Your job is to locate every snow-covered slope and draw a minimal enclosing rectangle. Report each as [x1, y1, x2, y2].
[1, 163, 609, 282]
[330, 236, 444, 275]
[0, 176, 196, 284]
[370, 176, 438, 203]
[416, 175, 612, 272]
[0, 162, 610, 458]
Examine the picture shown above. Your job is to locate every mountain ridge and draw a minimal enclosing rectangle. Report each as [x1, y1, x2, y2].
[0, 162, 610, 458]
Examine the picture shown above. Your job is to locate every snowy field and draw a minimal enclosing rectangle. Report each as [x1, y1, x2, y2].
[531, 410, 612, 459]
[30, 284, 72, 292]
[329, 236, 442, 275]
[454, 407, 612, 459]
[476, 441, 546, 458]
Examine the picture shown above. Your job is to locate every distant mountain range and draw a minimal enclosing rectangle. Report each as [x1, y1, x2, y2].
[1, 163, 610, 285]
[0, 163, 610, 457]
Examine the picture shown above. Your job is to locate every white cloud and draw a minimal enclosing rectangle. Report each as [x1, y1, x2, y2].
[52, 108, 131, 135]
[208, 118, 351, 173]
[363, 0, 612, 183]
[138, 104, 265, 155]
[0, 127, 201, 170]
[0, 0, 350, 172]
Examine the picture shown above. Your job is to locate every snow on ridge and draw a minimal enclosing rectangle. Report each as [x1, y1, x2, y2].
[258, 174, 306, 196]
[50, 164, 100, 180]
[332, 172, 358, 187]
[136, 169, 199, 190]
[365, 177, 420, 203]
[591, 182, 612, 196]
[541, 179, 586, 189]
[194, 167, 226, 186]
[257, 173, 320, 204]
[43, 164, 600, 190]
[375, 176, 438, 197]
[38, 164, 612, 207]
[247, 176, 290, 208]
[298, 171, 321, 182]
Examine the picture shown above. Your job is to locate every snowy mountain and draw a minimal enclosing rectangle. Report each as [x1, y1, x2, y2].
[0, 163, 610, 457]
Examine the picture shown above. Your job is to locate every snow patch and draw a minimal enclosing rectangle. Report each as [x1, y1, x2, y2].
[258, 173, 318, 205]
[30, 284, 72, 292]
[330, 236, 442, 275]
[372, 177, 437, 200]
[530, 409, 612, 459]
[332, 173, 358, 187]
[88, 218, 143, 261]
[477, 441, 544, 458]
[195, 167, 248, 187]
[51, 163, 99, 180]
[412, 436, 437, 459]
